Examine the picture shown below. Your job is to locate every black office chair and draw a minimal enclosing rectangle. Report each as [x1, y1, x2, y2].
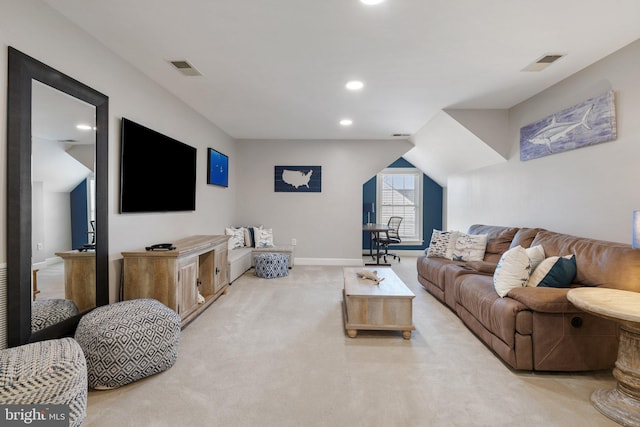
[374, 216, 402, 263]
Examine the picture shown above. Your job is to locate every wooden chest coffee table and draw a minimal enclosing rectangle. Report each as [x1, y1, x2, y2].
[343, 267, 415, 339]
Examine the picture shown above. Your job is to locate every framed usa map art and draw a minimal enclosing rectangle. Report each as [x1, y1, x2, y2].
[274, 166, 321, 192]
[520, 90, 617, 161]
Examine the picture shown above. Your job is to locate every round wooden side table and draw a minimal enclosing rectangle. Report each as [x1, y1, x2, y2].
[567, 288, 640, 427]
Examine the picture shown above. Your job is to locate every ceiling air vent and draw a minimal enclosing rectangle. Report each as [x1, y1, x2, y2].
[392, 133, 411, 137]
[169, 60, 203, 76]
[522, 53, 565, 72]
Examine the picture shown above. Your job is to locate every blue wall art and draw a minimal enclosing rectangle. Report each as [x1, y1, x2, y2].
[274, 166, 321, 192]
[520, 90, 617, 161]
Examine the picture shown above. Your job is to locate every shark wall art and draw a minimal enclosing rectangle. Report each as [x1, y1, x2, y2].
[520, 90, 617, 161]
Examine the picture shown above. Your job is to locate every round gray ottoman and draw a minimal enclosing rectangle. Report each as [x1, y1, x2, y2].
[254, 252, 289, 278]
[31, 298, 79, 332]
[0, 337, 87, 427]
[74, 298, 180, 389]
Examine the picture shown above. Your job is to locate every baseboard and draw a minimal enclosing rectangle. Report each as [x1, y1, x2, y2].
[45, 256, 63, 266]
[295, 258, 363, 266]
[33, 260, 47, 269]
[396, 250, 425, 256]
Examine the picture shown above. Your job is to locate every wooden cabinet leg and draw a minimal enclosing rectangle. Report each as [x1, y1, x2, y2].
[402, 330, 412, 340]
[347, 329, 358, 338]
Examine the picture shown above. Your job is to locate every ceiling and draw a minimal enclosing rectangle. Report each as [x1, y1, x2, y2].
[32, 80, 96, 193]
[42, 0, 640, 142]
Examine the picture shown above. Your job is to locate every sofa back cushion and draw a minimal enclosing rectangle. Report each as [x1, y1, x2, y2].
[468, 224, 519, 264]
[531, 230, 640, 292]
[510, 228, 545, 250]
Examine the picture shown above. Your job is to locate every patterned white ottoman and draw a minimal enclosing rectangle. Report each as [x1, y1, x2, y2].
[0, 338, 87, 427]
[31, 299, 79, 332]
[254, 252, 289, 278]
[74, 298, 180, 390]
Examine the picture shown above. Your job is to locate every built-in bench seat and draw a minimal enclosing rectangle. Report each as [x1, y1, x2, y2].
[228, 245, 294, 283]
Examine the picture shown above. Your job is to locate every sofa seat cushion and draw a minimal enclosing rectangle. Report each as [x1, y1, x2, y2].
[417, 255, 463, 293]
[464, 260, 497, 275]
[417, 254, 486, 309]
[228, 247, 253, 283]
[507, 287, 579, 313]
[228, 247, 252, 263]
[253, 244, 293, 253]
[456, 274, 530, 346]
[441, 262, 482, 309]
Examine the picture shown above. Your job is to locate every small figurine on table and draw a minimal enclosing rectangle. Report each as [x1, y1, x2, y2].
[356, 269, 384, 284]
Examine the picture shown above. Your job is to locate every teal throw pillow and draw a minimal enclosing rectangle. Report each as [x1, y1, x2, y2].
[537, 254, 576, 288]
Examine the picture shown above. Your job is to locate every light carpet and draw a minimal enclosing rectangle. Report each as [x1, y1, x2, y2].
[83, 258, 618, 426]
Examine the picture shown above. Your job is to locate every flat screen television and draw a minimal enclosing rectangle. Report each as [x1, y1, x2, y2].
[207, 148, 228, 187]
[120, 118, 197, 213]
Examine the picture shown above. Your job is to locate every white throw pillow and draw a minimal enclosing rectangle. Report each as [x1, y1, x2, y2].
[225, 227, 245, 250]
[255, 228, 274, 248]
[525, 245, 545, 272]
[452, 233, 487, 262]
[426, 229, 459, 260]
[493, 245, 531, 297]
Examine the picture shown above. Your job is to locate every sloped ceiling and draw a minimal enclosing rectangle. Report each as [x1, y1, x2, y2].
[404, 110, 508, 187]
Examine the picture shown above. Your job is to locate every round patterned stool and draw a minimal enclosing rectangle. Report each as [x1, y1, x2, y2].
[254, 252, 289, 278]
[31, 299, 79, 332]
[74, 298, 180, 390]
[0, 338, 87, 427]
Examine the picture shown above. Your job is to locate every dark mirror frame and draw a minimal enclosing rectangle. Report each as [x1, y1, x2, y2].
[7, 46, 109, 347]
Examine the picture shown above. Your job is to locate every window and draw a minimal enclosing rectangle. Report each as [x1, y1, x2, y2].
[376, 168, 422, 243]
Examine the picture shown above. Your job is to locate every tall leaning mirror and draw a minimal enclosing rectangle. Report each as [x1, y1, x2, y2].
[7, 47, 109, 347]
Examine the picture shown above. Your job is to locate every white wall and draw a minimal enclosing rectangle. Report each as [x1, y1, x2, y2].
[0, 1, 237, 306]
[235, 139, 413, 264]
[42, 191, 71, 261]
[447, 39, 640, 244]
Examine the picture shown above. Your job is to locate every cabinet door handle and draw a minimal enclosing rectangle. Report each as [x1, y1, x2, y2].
[215, 267, 220, 274]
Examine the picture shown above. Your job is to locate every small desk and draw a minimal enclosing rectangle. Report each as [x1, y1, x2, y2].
[567, 288, 640, 427]
[363, 223, 391, 266]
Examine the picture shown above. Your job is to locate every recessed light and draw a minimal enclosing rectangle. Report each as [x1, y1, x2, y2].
[76, 124, 94, 131]
[340, 119, 353, 126]
[345, 80, 364, 91]
[360, 0, 385, 5]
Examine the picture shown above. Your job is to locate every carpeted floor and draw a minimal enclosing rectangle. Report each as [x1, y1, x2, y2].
[83, 258, 618, 426]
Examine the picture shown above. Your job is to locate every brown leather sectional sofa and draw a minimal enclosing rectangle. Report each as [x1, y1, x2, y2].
[417, 224, 640, 371]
